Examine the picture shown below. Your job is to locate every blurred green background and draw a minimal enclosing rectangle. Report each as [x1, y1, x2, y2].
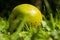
[0, 0, 60, 40]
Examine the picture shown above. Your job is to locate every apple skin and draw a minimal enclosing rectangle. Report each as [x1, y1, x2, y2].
[8, 4, 42, 33]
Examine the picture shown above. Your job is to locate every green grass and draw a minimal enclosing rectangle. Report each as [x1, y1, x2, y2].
[0, 12, 60, 40]
[0, 0, 60, 40]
